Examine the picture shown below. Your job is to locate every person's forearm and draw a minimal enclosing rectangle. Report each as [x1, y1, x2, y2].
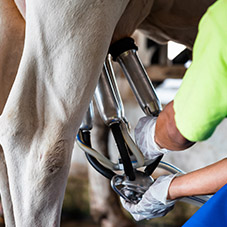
[167, 158, 227, 200]
[155, 101, 195, 150]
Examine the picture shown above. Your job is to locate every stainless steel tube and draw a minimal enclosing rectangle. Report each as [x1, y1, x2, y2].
[116, 49, 162, 116]
[94, 59, 124, 126]
[80, 101, 94, 131]
[104, 56, 125, 118]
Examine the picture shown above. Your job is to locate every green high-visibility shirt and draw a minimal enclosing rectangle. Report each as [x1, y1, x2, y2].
[173, 0, 227, 142]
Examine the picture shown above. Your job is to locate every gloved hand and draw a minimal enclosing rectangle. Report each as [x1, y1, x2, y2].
[120, 174, 177, 221]
[135, 116, 172, 161]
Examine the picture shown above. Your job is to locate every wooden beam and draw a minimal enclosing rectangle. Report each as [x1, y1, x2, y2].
[146, 65, 186, 82]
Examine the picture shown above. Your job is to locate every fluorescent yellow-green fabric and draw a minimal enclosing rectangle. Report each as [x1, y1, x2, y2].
[174, 0, 227, 142]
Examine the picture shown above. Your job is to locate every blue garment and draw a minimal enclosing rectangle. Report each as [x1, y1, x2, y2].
[183, 184, 227, 227]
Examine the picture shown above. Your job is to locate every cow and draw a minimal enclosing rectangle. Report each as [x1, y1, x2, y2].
[0, 0, 215, 226]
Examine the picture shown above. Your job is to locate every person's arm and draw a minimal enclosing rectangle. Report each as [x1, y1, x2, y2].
[168, 158, 227, 200]
[133, 101, 195, 161]
[121, 158, 227, 222]
[155, 100, 195, 151]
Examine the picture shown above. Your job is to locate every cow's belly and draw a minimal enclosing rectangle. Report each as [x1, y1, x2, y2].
[14, 0, 26, 18]
[13, 0, 154, 43]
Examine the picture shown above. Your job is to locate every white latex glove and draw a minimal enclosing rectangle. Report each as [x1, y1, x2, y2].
[121, 174, 177, 221]
[135, 116, 172, 161]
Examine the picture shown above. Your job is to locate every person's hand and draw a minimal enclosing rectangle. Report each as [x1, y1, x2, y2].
[135, 116, 172, 161]
[120, 174, 177, 221]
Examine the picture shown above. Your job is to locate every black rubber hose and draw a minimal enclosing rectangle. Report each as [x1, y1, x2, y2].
[81, 130, 116, 180]
[110, 123, 135, 181]
[144, 155, 163, 176]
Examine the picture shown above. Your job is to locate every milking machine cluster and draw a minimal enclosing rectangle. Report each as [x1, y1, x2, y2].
[76, 37, 164, 204]
[76, 38, 211, 207]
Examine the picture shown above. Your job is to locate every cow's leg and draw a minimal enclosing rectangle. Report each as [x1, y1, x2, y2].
[0, 0, 129, 226]
[88, 106, 135, 227]
[0, 0, 25, 226]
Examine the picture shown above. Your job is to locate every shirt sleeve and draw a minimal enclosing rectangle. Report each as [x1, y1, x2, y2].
[173, 0, 227, 142]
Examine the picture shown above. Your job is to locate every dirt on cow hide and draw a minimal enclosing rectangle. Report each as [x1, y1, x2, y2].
[61, 171, 199, 227]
